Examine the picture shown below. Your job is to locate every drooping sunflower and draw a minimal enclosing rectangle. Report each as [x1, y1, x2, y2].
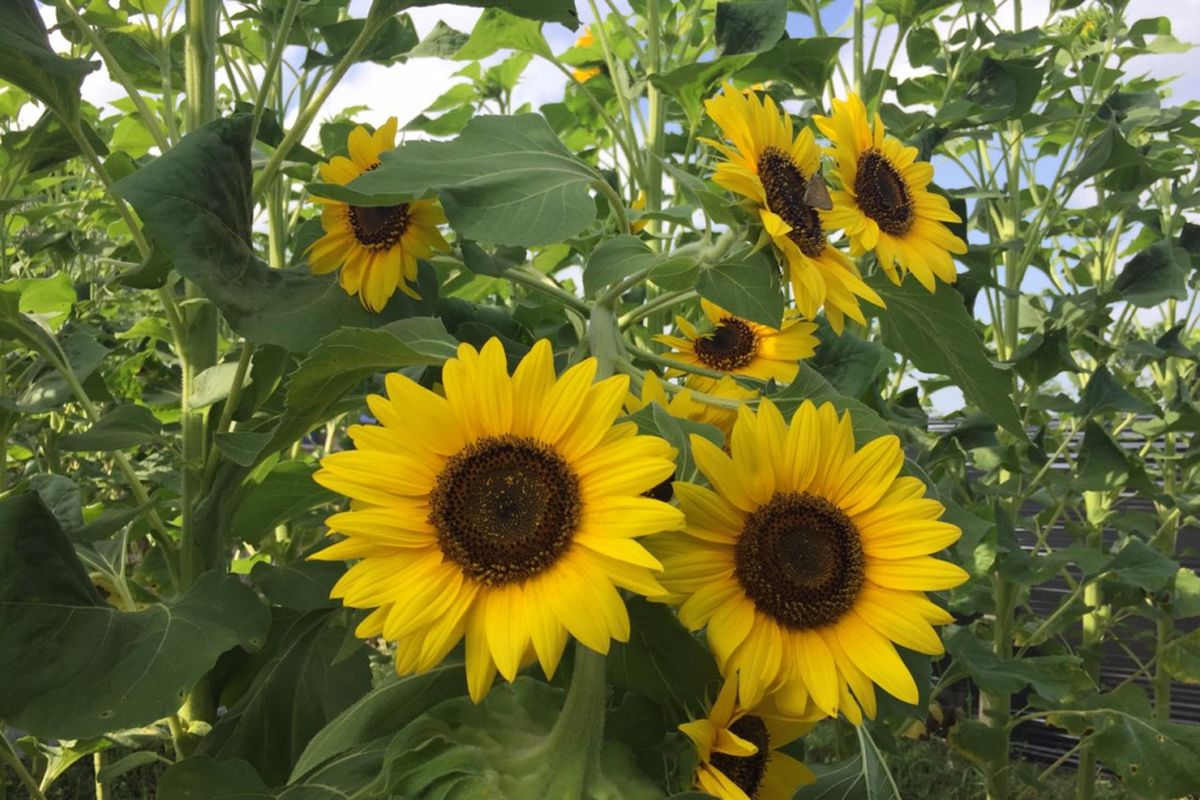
[309, 117, 450, 311]
[654, 299, 817, 385]
[312, 338, 684, 702]
[701, 84, 883, 333]
[679, 676, 816, 800]
[814, 93, 967, 291]
[654, 399, 966, 723]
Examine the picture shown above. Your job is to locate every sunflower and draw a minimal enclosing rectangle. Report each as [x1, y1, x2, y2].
[312, 338, 684, 702]
[679, 676, 816, 800]
[654, 299, 817, 385]
[814, 93, 967, 291]
[573, 65, 603, 84]
[701, 84, 883, 333]
[654, 399, 966, 723]
[309, 117, 450, 311]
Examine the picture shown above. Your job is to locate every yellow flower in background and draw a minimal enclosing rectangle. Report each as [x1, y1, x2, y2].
[312, 338, 683, 702]
[680, 676, 816, 800]
[630, 190, 649, 233]
[625, 371, 704, 420]
[684, 375, 759, 442]
[309, 117, 450, 311]
[575, 26, 595, 48]
[654, 399, 966, 723]
[701, 84, 883, 333]
[815, 93, 967, 291]
[573, 65, 603, 84]
[654, 299, 817, 385]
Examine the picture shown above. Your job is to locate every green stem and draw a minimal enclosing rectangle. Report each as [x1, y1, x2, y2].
[185, 0, 218, 130]
[53, 0, 171, 153]
[982, 571, 1014, 800]
[538, 644, 608, 796]
[251, 0, 303, 143]
[592, 179, 630, 236]
[1076, 491, 1107, 800]
[643, 0, 665, 244]
[94, 750, 107, 800]
[0, 731, 48, 800]
[199, 340, 254, 491]
[251, 12, 384, 201]
[853, 0, 864, 93]
[502, 267, 590, 315]
[618, 289, 697, 329]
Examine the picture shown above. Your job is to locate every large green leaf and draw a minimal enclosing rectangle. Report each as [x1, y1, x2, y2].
[737, 37, 848, 98]
[794, 726, 901, 799]
[114, 116, 436, 351]
[0, 0, 97, 121]
[403, 0, 578, 28]
[57, 404, 162, 451]
[231, 461, 337, 547]
[696, 251, 785, 328]
[0, 492, 270, 739]
[1109, 241, 1189, 308]
[453, 8, 553, 60]
[607, 597, 721, 724]
[1162, 628, 1200, 683]
[714, 0, 787, 55]
[198, 609, 372, 786]
[290, 663, 469, 781]
[867, 276, 1024, 438]
[1075, 364, 1156, 418]
[313, 114, 601, 246]
[1049, 686, 1200, 797]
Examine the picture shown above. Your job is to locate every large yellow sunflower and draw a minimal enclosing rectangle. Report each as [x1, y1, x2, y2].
[679, 676, 816, 800]
[654, 399, 966, 723]
[312, 338, 683, 702]
[701, 84, 883, 333]
[814, 93, 967, 291]
[654, 299, 817, 385]
[309, 117, 450, 311]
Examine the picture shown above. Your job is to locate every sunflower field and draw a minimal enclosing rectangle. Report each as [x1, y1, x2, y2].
[1, 0, 1198, 798]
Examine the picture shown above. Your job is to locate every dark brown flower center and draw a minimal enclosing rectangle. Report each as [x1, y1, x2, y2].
[644, 471, 675, 503]
[709, 715, 771, 799]
[348, 202, 411, 250]
[853, 149, 913, 236]
[735, 492, 865, 629]
[693, 317, 758, 372]
[429, 435, 580, 585]
[757, 146, 827, 258]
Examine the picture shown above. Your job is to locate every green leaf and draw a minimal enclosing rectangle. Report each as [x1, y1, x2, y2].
[115, 116, 436, 351]
[251, 559, 344, 612]
[157, 757, 271, 800]
[1056, 685, 1200, 798]
[291, 663, 468, 781]
[1105, 539, 1178, 593]
[7, 329, 109, 413]
[964, 56, 1044, 123]
[285, 317, 458, 416]
[945, 628, 1083, 701]
[0, 491, 270, 739]
[1074, 421, 1131, 491]
[738, 37, 848, 99]
[189, 361, 253, 409]
[867, 276, 1024, 438]
[231, 461, 336, 547]
[409, 20, 471, 58]
[0, 0, 98, 121]
[57, 404, 162, 451]
[1013, 328, 1081, 385]
[715, 0, 787, 55]
[795, 726, 900, 799]
[1162, 628, 1200, 683]
[1076, 365, 1156, 418]
[608, 597, 720, 724]
[198, 609, 372, 786]
[453, 8, 552, 60]
[584, 235, 659, 297]
[304, 14, 418, 68]
[809, 320, 889, 398]
[214, 431, 275, 467]
[461, 241, 526, 277]
[404, 0, 578, 28]
[949, 719, 1008, 766]
[4, 271, 75, 328]
[1109, 241, 1189, 308]
[1069, 125, 1144, 186]
[696, 251, 784, 328]
[320, 114, 599, 247]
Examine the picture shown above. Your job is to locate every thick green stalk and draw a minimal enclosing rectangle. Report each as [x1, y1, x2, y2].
[1076, 492, 1108, 800]
[1153, 429, 1179, 720]
[538, 645, 608, 797]
[981, 571, 1013, 800]
[185, 0, 218, 130]
[853, 0, 864, 93]
[251, 0, 303, 142]
[643, 0, 665, 245]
